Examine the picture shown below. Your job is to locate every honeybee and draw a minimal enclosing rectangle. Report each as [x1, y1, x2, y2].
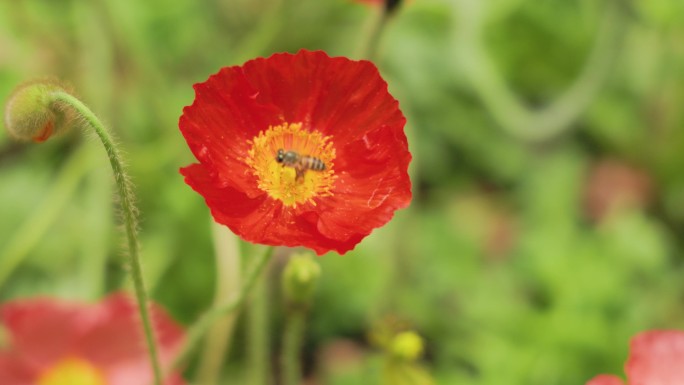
[275, 149, 326, 181]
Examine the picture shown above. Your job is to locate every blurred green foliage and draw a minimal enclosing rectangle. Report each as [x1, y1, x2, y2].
[2, 0, 684, 384]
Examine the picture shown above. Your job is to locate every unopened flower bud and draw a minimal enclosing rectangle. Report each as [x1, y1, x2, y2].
[390, 331, 424, 361]
[4, 81, 73, 142]
[282, 253, 321, 307]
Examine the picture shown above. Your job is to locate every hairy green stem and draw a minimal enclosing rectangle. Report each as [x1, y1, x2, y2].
[173, 246, 275, 370]
[280, 308, 306, 385]
[48, 91, 162, 385]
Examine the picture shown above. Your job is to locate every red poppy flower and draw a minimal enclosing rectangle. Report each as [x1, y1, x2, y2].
[179, 50, 411, 255]
[586, 330, 684, 385]
[0, 293, 185, 385]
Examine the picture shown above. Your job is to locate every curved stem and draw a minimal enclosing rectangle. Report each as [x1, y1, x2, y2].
[173, 245, 275, 370]
[453, 0, 626, 142]
[48, 91, 162, 385]
[280, 308, 306, 385]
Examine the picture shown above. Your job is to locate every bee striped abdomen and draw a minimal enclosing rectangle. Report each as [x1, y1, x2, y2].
[302, 156, 326, 171]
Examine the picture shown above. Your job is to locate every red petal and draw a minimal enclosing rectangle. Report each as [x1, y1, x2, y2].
[316, 124, 411, 243]
[179, 65, 279, 196]
[0, 298, 88, 370]
[242, 51, 405, 146]
[0, 352, 35, 384]
[586, 375, 625, 385]
[74, 293, 184, 385]
[182, 163, 361, 254]
[0, 294, 186, 385]
[626, 330, 684, 385]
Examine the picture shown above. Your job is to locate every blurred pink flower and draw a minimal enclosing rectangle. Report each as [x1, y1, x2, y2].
[0, 293, 185, 385]
[586, 330, 684, 385]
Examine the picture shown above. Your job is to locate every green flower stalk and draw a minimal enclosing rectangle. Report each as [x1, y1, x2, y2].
[281, 253, 321, 385]
[3, 81, 163, 385]
[174, 246, 275, 370]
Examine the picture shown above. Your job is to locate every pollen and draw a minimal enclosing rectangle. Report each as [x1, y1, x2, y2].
[38, 357, 106, 385]
[245, 122, 336, 207]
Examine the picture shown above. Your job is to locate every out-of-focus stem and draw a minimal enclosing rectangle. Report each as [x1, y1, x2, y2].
[247, 266, 270, 385]
[173, 246, 275, 370]
[280, 309, 306, 385]
[279, 253, 320, 385]
[359, 7, 390, 60]
[0, 145, 92, 289]
[48, 91, 162, 385]
[195, 222, 242, 385]
[230, 0, 285, 65]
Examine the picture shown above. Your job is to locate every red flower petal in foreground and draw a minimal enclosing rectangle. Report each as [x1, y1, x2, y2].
[179, 50, 411, 255]
[585, 330, 684, 385]
[626, 330, 684, 385]
[0, 293, 185, 385]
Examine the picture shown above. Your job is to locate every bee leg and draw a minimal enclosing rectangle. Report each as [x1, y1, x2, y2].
[295, 168, 306, 182]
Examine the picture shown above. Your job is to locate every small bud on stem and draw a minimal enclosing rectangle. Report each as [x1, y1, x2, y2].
[3, 81, 74, 142]
[282, 253, 321, 308]
[390, 331, 425, 361]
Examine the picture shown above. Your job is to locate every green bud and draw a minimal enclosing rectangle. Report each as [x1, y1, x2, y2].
[282, 253, 321, 307]
[4, 80, 73, 142]
[390, 331, 424, 361]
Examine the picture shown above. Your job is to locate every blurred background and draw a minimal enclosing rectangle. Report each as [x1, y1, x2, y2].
[2, 0, 684, 384]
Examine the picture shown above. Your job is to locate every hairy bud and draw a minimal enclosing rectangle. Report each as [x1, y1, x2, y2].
[390, 331, 424, 361]
[282, 253, 321, 308]
[3, 80, 73, 142]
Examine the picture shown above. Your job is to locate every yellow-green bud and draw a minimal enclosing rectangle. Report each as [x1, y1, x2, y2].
[282, 253, 321, 307]
[4, 80, 73, 142]
[390, 331, 425, 361]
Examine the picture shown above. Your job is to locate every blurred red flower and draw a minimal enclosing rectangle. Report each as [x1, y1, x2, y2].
[179, 50, 411, 255]
[0, 293, 185, 385]
[586, 330, 684, 385]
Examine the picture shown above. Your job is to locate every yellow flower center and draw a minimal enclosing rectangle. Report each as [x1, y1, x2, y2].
[245, 122, 336, 208]
[37, 357, 106, 385]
